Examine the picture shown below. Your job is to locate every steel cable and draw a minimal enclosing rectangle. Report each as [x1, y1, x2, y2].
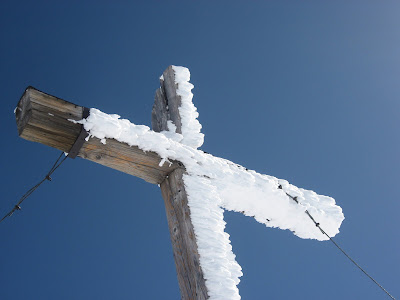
[278, 184, 396, 300]
[0, 152, 68, 224]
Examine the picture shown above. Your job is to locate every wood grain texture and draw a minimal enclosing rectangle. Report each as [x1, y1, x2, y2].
[160, 169, 208, 300]
[15, 87, 180, 185]
[153, 66, 209, 299]
[16, 87, 82, 152]
[16, 66, 209, 299]
[152, 66, 183, 134]
[79, 138, 179, 184]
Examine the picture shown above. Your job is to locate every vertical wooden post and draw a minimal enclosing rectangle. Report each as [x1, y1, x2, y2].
[152, 66, 209, 299]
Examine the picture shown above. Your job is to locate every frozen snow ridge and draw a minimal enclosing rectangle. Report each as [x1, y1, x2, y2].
[171, 65, 204, 149]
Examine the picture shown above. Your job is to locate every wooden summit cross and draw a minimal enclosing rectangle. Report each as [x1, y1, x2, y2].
[15, 66, 343, 299]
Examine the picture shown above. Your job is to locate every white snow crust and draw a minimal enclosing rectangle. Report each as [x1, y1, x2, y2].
[184, 175, 242, 299]
[160, 120, 183, 143]
[171, 65, 204, 149]
[71, 67, 344, 299]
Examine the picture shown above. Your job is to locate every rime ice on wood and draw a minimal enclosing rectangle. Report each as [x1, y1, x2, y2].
[184, 175, 242, 300]
[72, 66, 344, 299]
[171, 66, 204, 149]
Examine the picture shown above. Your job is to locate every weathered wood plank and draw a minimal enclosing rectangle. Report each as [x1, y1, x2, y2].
[15, 87, 180, 185]
[16, 87, 82, 151]
[16, 65, 209, 299]
[79, 138, 178, 184]
[152, 66, 183, 134]
[153, 67, 209, 299]
[152, 85, 168, 133]
[160, 169, 208, 300]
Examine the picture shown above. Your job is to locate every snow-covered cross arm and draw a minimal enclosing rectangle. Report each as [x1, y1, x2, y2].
[15, 66, 344, 300]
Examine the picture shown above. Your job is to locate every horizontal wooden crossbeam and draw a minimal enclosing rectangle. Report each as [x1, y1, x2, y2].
[15, 87, 180, 184]
[16, 66, 210, 299]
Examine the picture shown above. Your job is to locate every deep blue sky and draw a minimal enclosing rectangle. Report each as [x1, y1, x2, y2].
[1, 2, 399, 299]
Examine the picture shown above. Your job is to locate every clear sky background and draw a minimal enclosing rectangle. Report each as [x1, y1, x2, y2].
[1, 2, 399, 299]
